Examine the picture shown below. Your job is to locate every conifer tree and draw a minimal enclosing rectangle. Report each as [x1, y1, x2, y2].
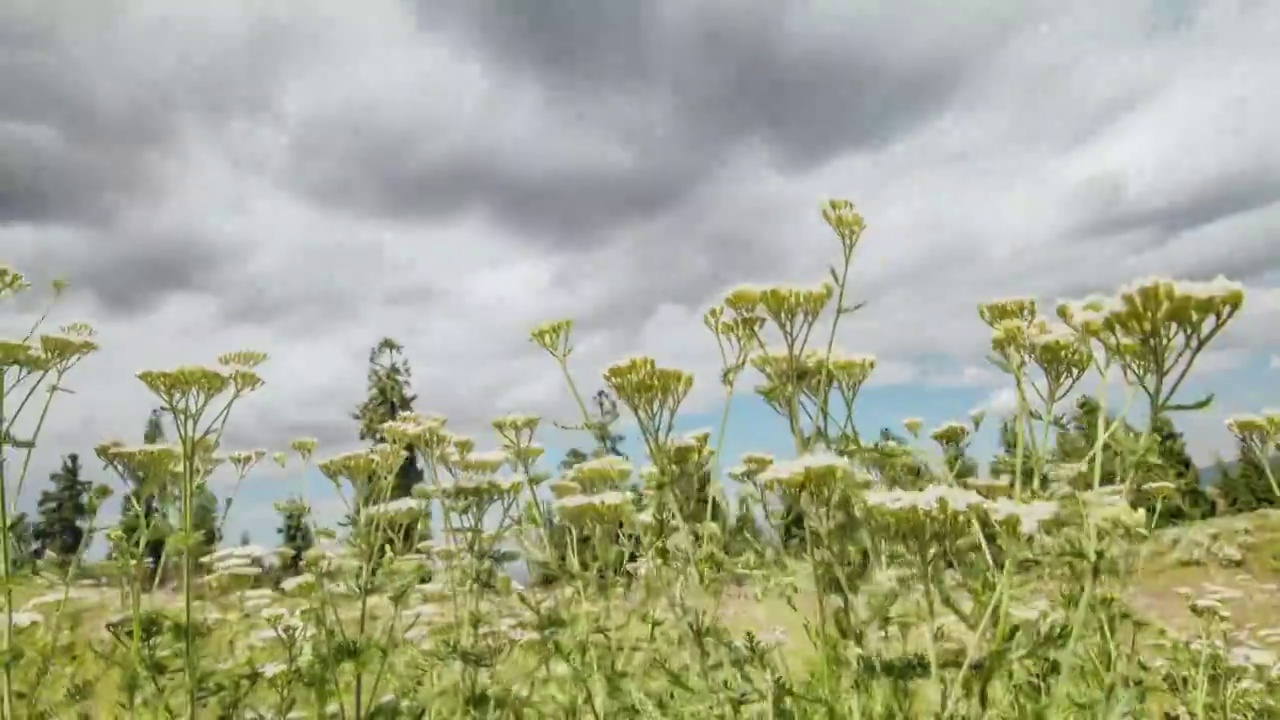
[1144, 413, 1214, 527]
[1048, 395, 1132, 489]
[350, 338, 426, 557]
[32, 453, 91, 565]
[351, 338, 423, 505]
[117, 409, 171, 582]
[6, 513, 35, 574]
[276, 496, 314, 575]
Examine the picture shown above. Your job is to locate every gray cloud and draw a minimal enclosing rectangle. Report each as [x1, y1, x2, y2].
[286, 1, 1029, 243]
[3, 0, 1280, 541]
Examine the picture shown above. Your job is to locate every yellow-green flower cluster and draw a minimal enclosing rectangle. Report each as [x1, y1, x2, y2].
[756, 451, 870, 494]
[1225, 410, 1280, 455]
[865, 484, 1061, 537]
[552, 456, 637, 525]
[603, 356, 693, 430]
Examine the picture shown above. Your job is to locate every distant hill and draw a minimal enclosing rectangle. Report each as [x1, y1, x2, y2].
[1197, 454, 1280, 487]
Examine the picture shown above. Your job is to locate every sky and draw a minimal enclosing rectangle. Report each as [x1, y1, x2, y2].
[2, 0, 1279, 548]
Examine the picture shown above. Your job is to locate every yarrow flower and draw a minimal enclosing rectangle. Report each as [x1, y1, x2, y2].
[553, 490, 634, 524]
[756, 451, 866, 493]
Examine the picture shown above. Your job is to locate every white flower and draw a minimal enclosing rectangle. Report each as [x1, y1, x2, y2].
[10, 611, 42, 629]
[987, 498, 1059, 536]
[280, 573, 315, 594]
[258, 661, 288, 679]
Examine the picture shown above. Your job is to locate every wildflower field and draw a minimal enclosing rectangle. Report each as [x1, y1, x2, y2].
[2, 200, 1279, 718]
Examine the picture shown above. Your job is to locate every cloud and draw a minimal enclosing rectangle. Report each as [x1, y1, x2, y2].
[3, 0, 1280, 531]
[1270, 354, 1280, 370]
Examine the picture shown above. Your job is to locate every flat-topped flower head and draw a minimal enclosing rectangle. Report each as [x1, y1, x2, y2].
[507, 442, 545, 465]
[978, 297, 1037, 329]
[363, 497, 431, 519]
[442, 473, 523, 502]
[722, 284, 766, 316]
[457, 449, 508, 474]
[822, 198, 866, 249]
[757, 451, 864, 493]
[530, 319, 574, 359]
[864, 485, 988, 517]
[101, 443, 182, 490]
[38, 332, 98, 366]
[758, 283, 834, 329]
[0, 263, 31, 297]
[548, 480, 582, 499]
[492, 412, 541, 437]
[317, 450, 379, 487]
[828, 352, 876, 386]
[227, 449, 267, 478]
[137, 365, 232, 408]
[288, 437, 318, 463]
[1225, 413, 1279, 451]
[216, 350, 269, 369]
[962, 476, 1012, 499]
[0, 339, 44, 371]
[902, 417, 923, 438]
[565, 455, 633, 493]
[553, 490, 634, 525]
[986, 497, 1060, 536]
[929, 421, 970, 448]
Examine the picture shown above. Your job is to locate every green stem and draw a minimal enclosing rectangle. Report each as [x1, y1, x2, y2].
[0, 369, 13, 720]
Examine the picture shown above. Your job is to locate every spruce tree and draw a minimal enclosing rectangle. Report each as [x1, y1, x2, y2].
[117, 409, 171, 583]
[350, 338, 426, 558]
[276, 496, 314, 575]
[190, 485, 221, 563]
[1049, 395, 1131, 489]
[7, 512, 36, 573]
[32, 453, 92, 565]
[351, 338, 423, 505]
[1145, 413, 1214, 526]
[1212, 441, 1280, 515]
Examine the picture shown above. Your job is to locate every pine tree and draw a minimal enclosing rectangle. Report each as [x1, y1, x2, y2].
[1048, 395, 1135, 489]
[1144, 413, 1214, 527]
[350, 338, 427, 558]
[190, 485, 221, 563]
[352, 337, 424, 505]
[276, 497, 314, 575]
[1211, 441, 1280, 515]
[991, 416, 1036, 484]
[32, 453, 92, 565]
[117, 409, 171, 583]
[6, 512, 36, 574]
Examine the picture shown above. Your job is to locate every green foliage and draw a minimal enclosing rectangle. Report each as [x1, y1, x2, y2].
[116, 409, 170, 583]
[1146, 413, 1215, 527]
[5, 512, 35, 573]
[32, 452, 92, 564]
[351, 337, 423, 502]
[1049, 395, 1133, 488]
[276, 496, 314, 575]
[1213, 448, 1280, 515]
[189, 484, 221, 561]
[2, 207, 1274, 718]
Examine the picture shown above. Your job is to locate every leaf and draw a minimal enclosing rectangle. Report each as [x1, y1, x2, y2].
[1165, 393, 1215, 413]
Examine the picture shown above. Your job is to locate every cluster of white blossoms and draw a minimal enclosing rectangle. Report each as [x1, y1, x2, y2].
[200, 545, 274, 579]
[551, 456, 638, 524]
[364, 496, 432, 518]
[1225, 410, 1280, 456]
[756, 451, 873, 493]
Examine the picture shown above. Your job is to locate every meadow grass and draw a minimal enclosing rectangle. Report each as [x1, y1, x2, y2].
[2, 201, 1280, 718]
